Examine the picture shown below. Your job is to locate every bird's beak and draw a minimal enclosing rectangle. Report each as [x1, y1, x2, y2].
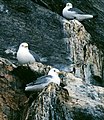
[24, 46, 28, 48]
[57, 71, 63, 75]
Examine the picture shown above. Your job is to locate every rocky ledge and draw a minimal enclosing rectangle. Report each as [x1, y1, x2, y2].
[0, 0, 104, 120]
[0, 57, 104, 120]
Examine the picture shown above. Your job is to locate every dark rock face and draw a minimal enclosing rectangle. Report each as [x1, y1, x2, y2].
[0, 58, 27, 120]
[67, 0, 104, 49]
[0, 0, 104, 120]
[32, 0, 104, 50]
[25, 84, 71, 120]
[0, 0, 104, 70]
[63, 19, 104, 85]
[31, 0, 64, 14]
[1, 57, 104, 120]
[0, 0, 71, 70]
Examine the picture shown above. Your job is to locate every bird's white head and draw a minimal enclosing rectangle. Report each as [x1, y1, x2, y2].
[48, 68, 61, 76]
[66, 3, 73, 8]
[19, 42, 29, 49]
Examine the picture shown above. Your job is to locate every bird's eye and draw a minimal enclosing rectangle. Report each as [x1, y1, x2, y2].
[54, 70, 56, 72]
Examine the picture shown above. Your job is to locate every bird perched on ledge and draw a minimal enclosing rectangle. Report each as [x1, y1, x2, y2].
[17, 42, 40, 65]
[25, 68, 61, 91]
[62, 3, 97, 21]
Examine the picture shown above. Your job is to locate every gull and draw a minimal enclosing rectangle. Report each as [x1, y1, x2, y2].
[17, 42, 39, 64]
[62, 3, 97, 21]
[25, 68, 61, 91]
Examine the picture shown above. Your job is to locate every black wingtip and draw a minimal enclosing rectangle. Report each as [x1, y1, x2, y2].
[93, 14, 98, 18]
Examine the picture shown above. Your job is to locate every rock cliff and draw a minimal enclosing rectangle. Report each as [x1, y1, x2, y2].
[0, 0, 104, 120]
[0, 56, 104, 120]
[63, 19, 104, 86]
[33, 0, 104, 49]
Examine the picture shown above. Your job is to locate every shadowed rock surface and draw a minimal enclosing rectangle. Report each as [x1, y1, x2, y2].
[63, 19, 104, 86]
[0, 0, 71, 70]
[0, 0, 104, 71]
[0, 0, 104, 120]
[0, 57, 27, 120]
[0, 57, 104, 120]
[32, 0, 104, 49]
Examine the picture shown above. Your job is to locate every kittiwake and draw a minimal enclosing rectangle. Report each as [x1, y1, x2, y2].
[62, 3, 97, 21]
[17, 42, 40, 64]
[25, 68, 61, 91]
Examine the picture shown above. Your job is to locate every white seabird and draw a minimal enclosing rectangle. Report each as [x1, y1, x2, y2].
[17, 42, 39, 64]
[62, 3, 97, 21]
[25, 68, 61, 91]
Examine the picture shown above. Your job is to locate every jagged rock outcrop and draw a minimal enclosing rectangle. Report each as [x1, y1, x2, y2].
[63, 19, 104, 86]
[0, 58, 27, 120]
[24, 83, 71, 120]
[0, 0, 104, 120]
[0, 0, 71, 69]
[0, 0, 104, 76]
[1, 57, 104, 120]
[0, 57, 52, 120]
[32, 0, 104, 49]
[25, 73, 104, 120]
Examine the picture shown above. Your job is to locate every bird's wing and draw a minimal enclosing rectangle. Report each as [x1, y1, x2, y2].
[29, 50, 40, 62]
[26, 75, 52, 86]
[68, 8, 84, 14]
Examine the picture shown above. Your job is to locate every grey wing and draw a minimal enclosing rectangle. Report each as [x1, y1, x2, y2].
[69, 8, 84, 14]
[26, 75, 52, 86]
[29, 50, 40, 62]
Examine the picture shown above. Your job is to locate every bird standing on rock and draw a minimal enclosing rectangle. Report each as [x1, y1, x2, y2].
[62, 3, 97, 21]
[17, 42, 36, 65]
[25, 68, 62, 91]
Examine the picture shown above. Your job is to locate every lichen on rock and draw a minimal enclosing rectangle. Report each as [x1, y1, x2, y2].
[63, 19, 104, 86]
[0, 0, 104, 120]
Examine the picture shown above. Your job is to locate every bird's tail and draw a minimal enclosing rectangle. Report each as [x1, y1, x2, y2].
[75, 14, 93, 21]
